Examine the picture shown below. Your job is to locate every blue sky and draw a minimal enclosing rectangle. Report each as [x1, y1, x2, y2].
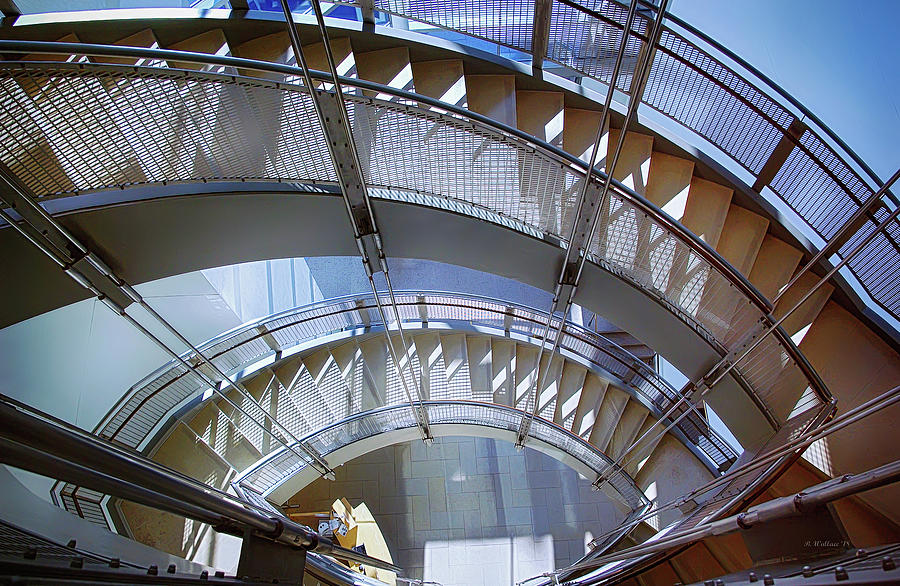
[670, 0, 899, 182]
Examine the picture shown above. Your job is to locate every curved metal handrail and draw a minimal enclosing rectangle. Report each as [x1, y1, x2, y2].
[88, 290, 735, 467]
[0, 42, 829, 424]
[338, 0, 899, 322]
[234, 400, 651, 511]
[0, 38, 769, 311]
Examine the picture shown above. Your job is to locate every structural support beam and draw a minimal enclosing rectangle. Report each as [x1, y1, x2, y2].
[751, 118, 806, 193]
[357, 0, 376, 26]
[0, 166, 336, 480]
[0, 0, 20, 18]
[0, 398, 402, 575]
[517, 0, 670, 448]
[277, 0, 432, 441]
[531, 0, 552, 72]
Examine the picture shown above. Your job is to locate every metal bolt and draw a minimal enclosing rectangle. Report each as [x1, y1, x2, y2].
[763, 574, 774, 585]
[200, 570, 209, 580]
[148, 564, 158, 575]
[69, 557, 83, 569]
[109, 558, 120, 568]
[835, 566, 848, 581]
[66, 539, 76, 548]
[802, 565, 813, 577]
[748, 571, 758, 582]
[883, 555, 896, 571]
[168, 563, 177, 574]
[215, 570, 226, 578]
[715, 581, 724, 586]
[704, 581, 714, 586]
[856, 548, 868, 558]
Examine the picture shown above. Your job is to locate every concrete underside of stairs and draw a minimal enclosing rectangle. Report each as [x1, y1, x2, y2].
[1, 188, 768, 447]
[289, 436, 628, 586]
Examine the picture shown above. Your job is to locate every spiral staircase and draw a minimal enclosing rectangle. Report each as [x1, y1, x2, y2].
[0, 2, 899, 585]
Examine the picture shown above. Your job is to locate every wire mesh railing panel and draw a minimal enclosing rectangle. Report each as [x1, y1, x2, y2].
[240, 401, 649, 510]
[548, 0, 648, 93]
[646, 29, 792, 176]
[0, 65, 336, 198]
[591, 191, 760, 348]
[0, 59, 826, 427]
[373, 0, 534, 53]
[0, 521, 119, 566]
[837, 196, 900, 319]
[346, 96, 580, 241]
[676, 403, 827, 532]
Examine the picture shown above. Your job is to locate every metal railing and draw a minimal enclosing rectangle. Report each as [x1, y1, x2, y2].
[53, 290, 735, 525]
[94, 291, 737, 464]
[236, 400, 651, 512]
[547, 398, 837, 585]
[0, 43, 829, 430]
[328, 0, 899, 325]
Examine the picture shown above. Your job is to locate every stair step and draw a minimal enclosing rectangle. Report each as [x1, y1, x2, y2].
[244, 373, 280, 454]
[465, 335, 493, 402]
[669, 542, 725, 585]
[165, 30, 231, 71]
[513, 343, 539, 411]
[704, 532, 753, 574]
[563, 107, 607, 165]
[624, 414, 663, 477]
[302, 38, 355, 79]
[774, 271, 834, 341]
[606, 129, 653, 195]
[636, 559, 681, 585]
[410, 59, 467, 106]
[391, 333, 423, 404]
[607, 400, 650, 462]
[465, 74, 517, 127]
[516, 90, 564, 147]
[358, 337, 389, 409]
[273, 356, 334, 432]
[266, 369, 312, 441]
[535, 351, 565, 421]
[153, 423, 233, 489]
[490, 338, 516, 407]
[216, 388, 271, 457]
[355, 47, 414, 98]
[554, 362, 587, 428]
[329, 341, 366, 413]
[748, 234, 804, 300]
[232, 31, 292, 79]
[570, 373, 609, 439]
[89, 29, 160, 66]
[305, 348, 353, 421]
[440, 333, 471, 401]
[588, 383, 630, 453]
[716, 204, 770, 277]
[679, 177, 733, 248]
[21, 32, 81, 63]
[413, 332, 445, 401]
[645, 151, 694, 212]
[188, 401, 263, 471]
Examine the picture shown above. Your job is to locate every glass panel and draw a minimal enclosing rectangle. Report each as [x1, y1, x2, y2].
[14, 0, 227, 14]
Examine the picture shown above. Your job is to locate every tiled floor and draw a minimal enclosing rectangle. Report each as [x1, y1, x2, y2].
[288, 436, 628, 586]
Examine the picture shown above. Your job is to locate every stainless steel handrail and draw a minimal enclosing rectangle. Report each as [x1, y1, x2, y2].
[234, 400, 651, 510]
[88, 290, 736, 465]
[0, 42, 829, 417]
[53, 290, 729, 529]
[0, 39, 771, 312]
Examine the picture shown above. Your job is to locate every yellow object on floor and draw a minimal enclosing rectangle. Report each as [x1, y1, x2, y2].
[332, 498, 396, 585]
